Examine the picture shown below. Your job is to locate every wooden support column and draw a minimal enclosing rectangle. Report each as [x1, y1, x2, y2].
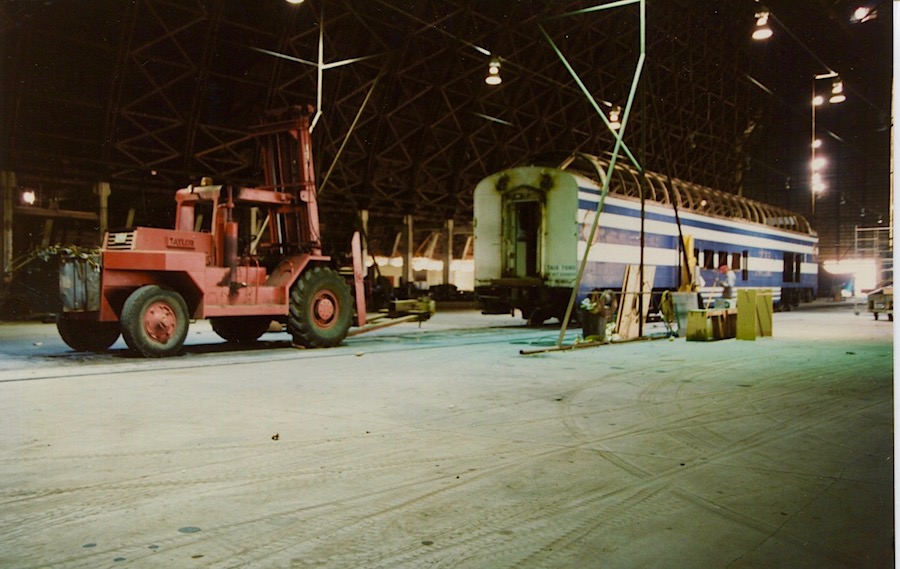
[443, 218, 453, 285]
[402, 214, 413, 287]
[94, 182, 111, 234]
[1, 171, 15, 282]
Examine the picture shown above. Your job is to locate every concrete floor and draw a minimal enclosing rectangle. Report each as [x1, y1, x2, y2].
[0, 301, 893, 568]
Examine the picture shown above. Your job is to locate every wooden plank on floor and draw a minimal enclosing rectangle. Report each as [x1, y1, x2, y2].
[615, 265, 656, 340]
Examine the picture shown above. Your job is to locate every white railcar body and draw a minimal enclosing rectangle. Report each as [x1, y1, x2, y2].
[473, 154, 817, 321]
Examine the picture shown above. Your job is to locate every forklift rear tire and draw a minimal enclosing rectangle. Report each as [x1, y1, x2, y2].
[289, 267, 352, 348]
[121, 285, 189, 357]
[211, 316, 271, 343]
[56, 313, 121, 352]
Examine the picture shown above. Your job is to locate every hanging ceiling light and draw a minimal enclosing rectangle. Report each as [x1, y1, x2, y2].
[851, 6, 877, 23]
[285, 0, 305, 4]
[752, 11, 773, 40]
[811, 172, 826, 194]
[609, 106, 622, 130]
[829, 79, 846, 104]
[485, 58, 502, 86]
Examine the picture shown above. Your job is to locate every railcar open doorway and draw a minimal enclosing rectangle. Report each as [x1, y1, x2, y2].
[504, 192, 542, 279]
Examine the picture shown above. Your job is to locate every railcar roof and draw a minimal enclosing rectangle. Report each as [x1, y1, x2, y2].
[534, 153, 813, 236]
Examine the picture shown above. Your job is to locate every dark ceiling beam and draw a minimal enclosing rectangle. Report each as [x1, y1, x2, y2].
[181, 0, 225, 174]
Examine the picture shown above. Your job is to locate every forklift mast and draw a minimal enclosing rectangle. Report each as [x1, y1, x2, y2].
[171, 105, 323, 269]
[255, 105, 322, 257]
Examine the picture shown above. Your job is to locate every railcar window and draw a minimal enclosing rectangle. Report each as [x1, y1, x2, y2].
[718, 251, 728, 268]
[703, 249, 715, 270]
[741, 250, 749, 281]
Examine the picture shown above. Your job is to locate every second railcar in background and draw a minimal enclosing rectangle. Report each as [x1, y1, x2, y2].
[473, 153, 818, 323]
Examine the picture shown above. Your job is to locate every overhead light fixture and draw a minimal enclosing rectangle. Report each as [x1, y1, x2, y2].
[752, 11, 773, 40]
[485, 58, 502, 86]
[811, 172, 826, 193]
[829, 79, 846, 104]
[812, 94, 825, 106]
[811, 138, 822, 149]
[609, 106, 622, 130]
[21, 190, 36, 205]
[851, 6, 876, 23]
[810, 156, 827, 171]
[285, 0, 305, 4]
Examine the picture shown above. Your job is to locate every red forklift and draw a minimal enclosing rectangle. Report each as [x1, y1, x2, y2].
[57, 106, 432, 357]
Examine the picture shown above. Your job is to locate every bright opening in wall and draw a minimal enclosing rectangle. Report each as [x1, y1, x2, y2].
[822, 258, 878, 296]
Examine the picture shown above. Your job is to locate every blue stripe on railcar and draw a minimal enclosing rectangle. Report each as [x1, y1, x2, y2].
[575, 260, 808, 295]
[576, 261, 681, 293]
[587, 225, 816, 268]
[585, 224, 816, 273]
[578, 198, 817, 247]
[589, 227, 678, 249]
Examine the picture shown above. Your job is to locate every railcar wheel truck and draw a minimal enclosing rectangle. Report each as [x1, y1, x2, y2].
[56, 106, 429, 357]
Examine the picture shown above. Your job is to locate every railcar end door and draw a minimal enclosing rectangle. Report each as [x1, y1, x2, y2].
[504, 189, 543, 278]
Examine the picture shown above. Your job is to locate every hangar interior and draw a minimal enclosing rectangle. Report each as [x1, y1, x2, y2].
[0, 1, 894, 567]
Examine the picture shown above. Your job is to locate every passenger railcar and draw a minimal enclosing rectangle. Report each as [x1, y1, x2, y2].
[473, 153, 817, 323]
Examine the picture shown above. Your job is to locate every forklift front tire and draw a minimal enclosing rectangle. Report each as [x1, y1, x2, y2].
[121, 285, 189, 357]
[289, 267, 353, 348]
